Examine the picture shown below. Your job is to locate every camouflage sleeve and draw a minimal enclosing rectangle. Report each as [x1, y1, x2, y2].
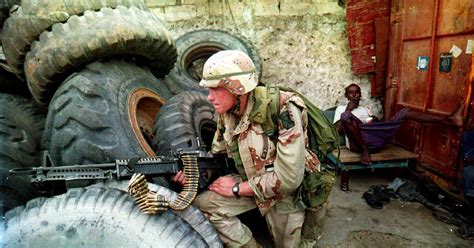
[249, 102, 306, 200]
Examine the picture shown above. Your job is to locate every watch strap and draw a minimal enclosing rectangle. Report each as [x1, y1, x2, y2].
[232, 182, 240, 198]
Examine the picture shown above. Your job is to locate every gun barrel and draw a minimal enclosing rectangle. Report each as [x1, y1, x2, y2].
[9, 167, 37, 176]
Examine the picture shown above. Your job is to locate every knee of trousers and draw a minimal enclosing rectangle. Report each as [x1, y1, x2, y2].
[193, 191, 221, 213]
[193, 190, 238, 221]
[194, 198, 234, 223]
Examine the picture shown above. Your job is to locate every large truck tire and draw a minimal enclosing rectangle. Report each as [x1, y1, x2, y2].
[90, 181, 223, 247]
[164, 29, 262, 94]
[1, 0, 146, 77]
[152, 91, 217, 155]
[2, 187, 220, 247]
[41, 60, 173, 167]
[0, 93, 45, 214]
[24, 6, 176, 105]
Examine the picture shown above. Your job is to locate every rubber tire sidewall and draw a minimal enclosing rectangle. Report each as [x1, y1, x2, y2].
[89, 180, 223, 247]
[152, 90, 217, 154]
[3, 187, 214, 247]
[42, 60, 173, 166]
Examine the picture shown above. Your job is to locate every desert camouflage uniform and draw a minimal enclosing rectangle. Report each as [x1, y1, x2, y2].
[195, 50, 320, 247]
[194, 90, 320, 247]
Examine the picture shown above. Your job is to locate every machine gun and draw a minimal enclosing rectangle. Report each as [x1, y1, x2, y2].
[10, 147, 233, 214]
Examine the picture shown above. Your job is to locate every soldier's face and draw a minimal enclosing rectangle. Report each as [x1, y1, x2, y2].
[207, 87, 237, 114]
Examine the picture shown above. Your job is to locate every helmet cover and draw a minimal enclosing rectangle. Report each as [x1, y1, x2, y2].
[199, 50, 258, 95]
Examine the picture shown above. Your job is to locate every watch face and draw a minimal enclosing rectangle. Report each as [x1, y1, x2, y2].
[232, 183, 240, 196]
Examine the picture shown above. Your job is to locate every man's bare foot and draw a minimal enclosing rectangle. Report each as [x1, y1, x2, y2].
[445, 102, 464, 127]
[361, 151, 372, 165]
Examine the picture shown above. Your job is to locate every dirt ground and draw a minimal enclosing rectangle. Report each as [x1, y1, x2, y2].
[313, 170, 473, 247]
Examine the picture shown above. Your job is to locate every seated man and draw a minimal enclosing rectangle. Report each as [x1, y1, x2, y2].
[334, 83, 463, 165]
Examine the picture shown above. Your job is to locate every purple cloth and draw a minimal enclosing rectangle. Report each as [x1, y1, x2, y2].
[340, 108, 409, 152]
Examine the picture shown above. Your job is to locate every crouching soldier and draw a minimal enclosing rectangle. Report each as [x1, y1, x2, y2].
[175, 50, 320, 247]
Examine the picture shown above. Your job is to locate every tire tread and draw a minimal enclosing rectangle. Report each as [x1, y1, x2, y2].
[1, 0, 147, 76]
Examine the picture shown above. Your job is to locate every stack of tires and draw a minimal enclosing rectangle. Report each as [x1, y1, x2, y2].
[0, 1, 262, 246]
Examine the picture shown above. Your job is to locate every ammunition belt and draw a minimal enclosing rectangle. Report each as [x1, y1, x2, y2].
[170, 153, 199, 210]
[126, 153, 200, 214]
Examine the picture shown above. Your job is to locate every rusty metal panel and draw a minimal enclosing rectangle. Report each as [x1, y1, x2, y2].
[437, 0, 474, 36]
[430, 35, 474, 114]
[402, 0, 434, 40]
[419, 125, 461, 178]
[399, 40, 431, 109]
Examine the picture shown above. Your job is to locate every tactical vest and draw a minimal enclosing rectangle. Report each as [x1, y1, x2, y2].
[230, 84, 339, 209]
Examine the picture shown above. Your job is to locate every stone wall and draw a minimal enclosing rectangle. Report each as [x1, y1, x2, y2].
[147, 0, 382, 116]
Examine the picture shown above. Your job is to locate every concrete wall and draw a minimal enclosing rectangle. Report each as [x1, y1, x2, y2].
[147, 0, 382, 116]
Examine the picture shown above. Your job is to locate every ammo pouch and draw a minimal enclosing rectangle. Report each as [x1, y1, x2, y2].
[295, 169, 335, 210]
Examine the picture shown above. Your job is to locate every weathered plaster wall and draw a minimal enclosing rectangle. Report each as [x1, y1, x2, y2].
[147, 0, 382, 116]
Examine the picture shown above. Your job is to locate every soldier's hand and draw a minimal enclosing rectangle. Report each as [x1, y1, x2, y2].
[172, 170, 186, 186]
[208, 175, 237, 197]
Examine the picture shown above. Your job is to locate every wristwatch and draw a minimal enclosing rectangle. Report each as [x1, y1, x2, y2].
[232, 182, 241, 198]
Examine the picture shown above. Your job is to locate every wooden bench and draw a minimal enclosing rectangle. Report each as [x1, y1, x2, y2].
[322, 107, 418, 191]
[326, 144, 417, 191]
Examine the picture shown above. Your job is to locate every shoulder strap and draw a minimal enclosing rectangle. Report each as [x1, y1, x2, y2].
[249, 85, 280, 140]
[230, 139, 248, 180]
[267, 84, 280, 138]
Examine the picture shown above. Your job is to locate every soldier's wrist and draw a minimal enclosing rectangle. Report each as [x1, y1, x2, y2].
[232, 182, 241, 198]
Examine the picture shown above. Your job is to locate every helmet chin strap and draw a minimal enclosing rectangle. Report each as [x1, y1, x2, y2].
[231, 94, 248, 117]
[231, 95, 242, 116]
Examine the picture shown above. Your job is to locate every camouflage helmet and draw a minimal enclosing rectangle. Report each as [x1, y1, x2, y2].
[199, 50, 258, 95]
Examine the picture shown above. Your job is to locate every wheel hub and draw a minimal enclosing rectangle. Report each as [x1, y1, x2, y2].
[128, 88, 165, 157]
